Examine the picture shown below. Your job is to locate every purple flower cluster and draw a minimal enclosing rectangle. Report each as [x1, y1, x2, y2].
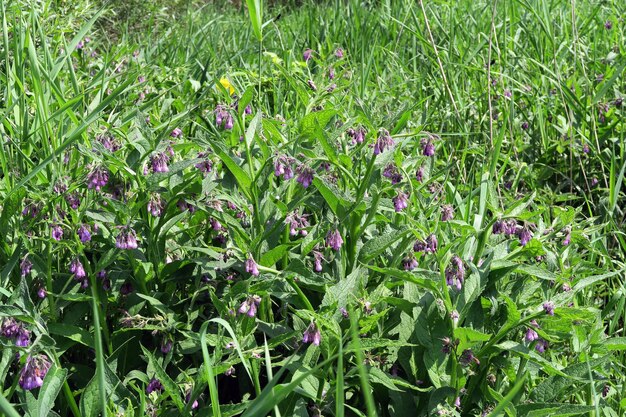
[415, 165, 424, 182]
[285, 210, 310, 236]
[373, 129, 395, 155]
[170, 128, 182, 138]
[302, 322, 321, 346]
[116, 228, 138, 250]
[325, 229, 343, 251]
[95, 133, 121, 152]
[413, 233, 438, 254]
[459, 349, 480, 366]
[274, 155, 295, 180]
[492, 219, 518, 236]
[543, 301, 555, 316]
[87, 166, 109, 191]
[393, 191, 409, 212]
[347, 126, 366, 145]
[245, 256, 260, 276]
[21, 256, 33, 276]
[445, 255, 465, 290]
[195, 152, 213, 174]
[150, 152, 171, 173]
[238, 295, 262, 317]
[215, 105, 234, 130]
[51, 224, 64, 241]
[19, 354, 51, 391]
[70, 258, 88, 288]
[77, 224, 92, 242]
[382, 163, 403, 184]
[402, 256, 418, 271]
[146, 378, 164, 394]
[296, 165, 315, 188]
[440, 204, 454, 221]
[147, 194, 165, 217]
[1, 318, 31, 347]
[421, 137, 435, 157]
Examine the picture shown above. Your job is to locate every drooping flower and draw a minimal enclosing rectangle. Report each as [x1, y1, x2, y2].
[543, 301, 555, 316]
[87, 166, 109, 191]
[51, 225, 63, 241]
[146, 378, 164, 394]
[21, 256, 33, 276]
[524, 328, 539, 343]
[160, 337, 173, 354]
[65, 192, 81, 210]
[535, 339, 548, 353]
[307, 80, 317, 91]
[459, 349, 480, 367]
[339, 307, 349, 318]
[441, 204, 454, 222]
[325, 229, 343, 251]
[373, 128, 394, 155]
[303, 48, 313, 62]
[77, 224, 92, 243]
[37, 286, 47, 299]
[402, 256, 418, 271]
[274, 155, 295, 180]
[382, 163, 402, 184]
[296, 165, 315, 188]
[605, 20, 613, 30]
[185, 391, 199, 410]
[15, 327, 31, 347]
[313, 251, 324, 272]
[19, 354, 51, 391]
[335, 48, 344, 58]
[347, 126, 367, 145]
[238, 295, 262, 317]
[116, 228, 138, 250]
[445, 255, 465, 291]
[421, 137, 435, 157]
[245, 256, 260, 277]
[285, 210, 310, 236]
[328, 67, 335, 80]
[147, 194, 164, 217]
[302, 322, 321, 346]
[150, 152, 170, 173]
[425, 234, 438, 253]
[69, 258, 86, 280]
[195, 153, 213, 174]
[393, 191, 409, 212]
[415, 165, 424, 182]
[120, 281, 134, 295]
[516, 227, 532, 246]
[170, 128, 182, 138]
[0, 318, 20, 338]
[521, 121, 529, 130]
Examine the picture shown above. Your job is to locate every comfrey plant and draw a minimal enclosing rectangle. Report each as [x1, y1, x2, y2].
[0, 6, 619, 417]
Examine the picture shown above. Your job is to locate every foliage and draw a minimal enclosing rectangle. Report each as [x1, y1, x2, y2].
[0, 0, 625, 416]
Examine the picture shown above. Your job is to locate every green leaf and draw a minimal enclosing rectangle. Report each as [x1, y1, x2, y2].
[299, 109, 336, 138]
[48, 323, 94, 348]
[260, 245, 290, 267]
[141, 346, 185, 411]
[605, 337, 626, 350]
[359, 226, 411, 261]
[36, 364, 68, 417]
[364, 265, 440, 293]
[530, 355, 610, 402]
[213, 147, 252, 196]
[245, 0, 263, 41]
[516, 403, 595, 417]
[312, 176, 354, 216]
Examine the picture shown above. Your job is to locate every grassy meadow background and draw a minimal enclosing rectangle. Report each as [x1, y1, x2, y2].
[0, 0, 625, 416]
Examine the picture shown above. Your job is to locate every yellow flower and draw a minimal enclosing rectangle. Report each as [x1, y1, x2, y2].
[219, 77, 235, 95]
